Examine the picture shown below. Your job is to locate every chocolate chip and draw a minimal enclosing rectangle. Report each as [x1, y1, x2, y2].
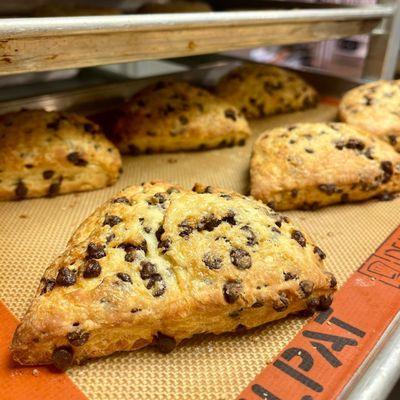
[284, 272, 298, 281]
[271, 226, 281, 234]
[118, 240, 147, 254]
[230, 248, 252, 270]
[299, 280, 314, 297]
[117, 272, 132, 283]
[42, 170, 54, 180]
[222, 211, 236, 226]
[67, 330, 89, 346]
[125, 252, 137, 262]
[47, 178, 62, 198]
[83, 259, 101, 278]
[291, 189, 298, 198]
[229, 309, 242, 318]
[273, 292, 289, 312]
[318, 184, 338, 195]
[83, 123, 94, 133]
[198, 214, 221, 232]
[313, 246, 326, 260]
[335, 141, 345, 150]
[241, 225, 257, 246]
[40, 278, 56, 295]
[52, 346, 73, 371]
[388, 135, 397, 146]
[146, 273, 162, 289]
[103, 214, 122, 227]
[377, 191, 395, 201]
[346, 139, 365, 150]
[155, 225, 164, 242]
[318, 294, 333, 310]
[67, 152, 87, 167]
[179, 115, 189, 125]
[178, 220, 194, 238]
[224, 109, 237, 121]
[291, 230, 306, 247]
[266, 201, 275, 210]
[251, 300, 264, 308]
[24, 164, 34, 169]
[300, 202, 319, 211]
[128, 144, 141, 155]
[325, 271, 337, 289]
[151, 276, 166, 297]
[155, 333, 176, 353]
[15, 180, 28, 199]
[341, 193, 349, 203]
[235, 324, 247, 333]
[131, 308, 141, 313]
[87, 242, 106, 259]
[381, 161, 393, 183]
[149, 192, 167, 205]
[305, 148, 314, 154]
[56, 267, 77, 287]
[112, 197, 131, 205]
[203, 252, 223, 270]
[140, 261, 157, 279]
[106, 233, 115, 244]
[47, 120, 61, 130]
[146, 130, 157, 137]
[223, 281, 242, 303]
[158, 238, 171, 254]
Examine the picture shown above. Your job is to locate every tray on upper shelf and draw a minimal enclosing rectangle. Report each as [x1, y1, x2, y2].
[0, 3, 394, 76]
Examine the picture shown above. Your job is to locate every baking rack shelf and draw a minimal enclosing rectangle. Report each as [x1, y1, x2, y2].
[0, 4, 396, 76]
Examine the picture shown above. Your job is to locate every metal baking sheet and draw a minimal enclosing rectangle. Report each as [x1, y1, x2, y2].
[0, 4, 393, 76]
[0, 63, 398, 400]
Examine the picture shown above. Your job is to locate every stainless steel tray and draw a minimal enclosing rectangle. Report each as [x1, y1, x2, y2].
[0, 4, 394, 76]
[0, 61, 398, 399]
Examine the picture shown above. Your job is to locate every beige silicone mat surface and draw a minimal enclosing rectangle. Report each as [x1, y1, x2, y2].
[1, 103, 399, 400]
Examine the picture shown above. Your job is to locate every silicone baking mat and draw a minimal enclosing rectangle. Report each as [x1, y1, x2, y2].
[1, 102, 399, 400]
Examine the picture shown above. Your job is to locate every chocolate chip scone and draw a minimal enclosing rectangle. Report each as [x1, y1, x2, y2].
[112, 81, 250, 154]
[12, 181, 336, 369]
[215, 64, 318, 119]
[339, 80, 400, 152]
[250, 123, 400, 210]
[0, 110, 121, 200]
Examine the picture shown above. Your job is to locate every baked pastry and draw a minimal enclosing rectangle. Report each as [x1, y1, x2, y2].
[339, 80, 400, 152]
[0, 110, 121, 200]
[250, 122, 400, 210]
[12, 181, 336, 369]
[112, 81, 250, 154]
[215, 64, 318, 119]
[137, 1, 212, 13]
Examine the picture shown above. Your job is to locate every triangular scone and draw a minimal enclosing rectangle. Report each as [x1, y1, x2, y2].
[0, 110, 121, 200]
[12, 181, 336, 370]
[250, 123, 400, 210]
[339, 80, 400, 152]
[112, 81, 251, 154]
[215, 64, 318, 119]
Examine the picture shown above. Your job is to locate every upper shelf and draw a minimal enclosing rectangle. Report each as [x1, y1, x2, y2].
[0, 5, 395, 76]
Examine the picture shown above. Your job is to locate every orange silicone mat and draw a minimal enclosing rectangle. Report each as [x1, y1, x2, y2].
[1, 101, 399, 400]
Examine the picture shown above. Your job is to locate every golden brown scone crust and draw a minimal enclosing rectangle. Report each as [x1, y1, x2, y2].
[339, 80, 400, 152]
[0, 110, 121, 200]
[250, 123, 400, 210]
[215, 64, 318, 119]
[12, 181, 335, 369]
[112, 81, 251, 154]
[137, 1, 212, 13]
